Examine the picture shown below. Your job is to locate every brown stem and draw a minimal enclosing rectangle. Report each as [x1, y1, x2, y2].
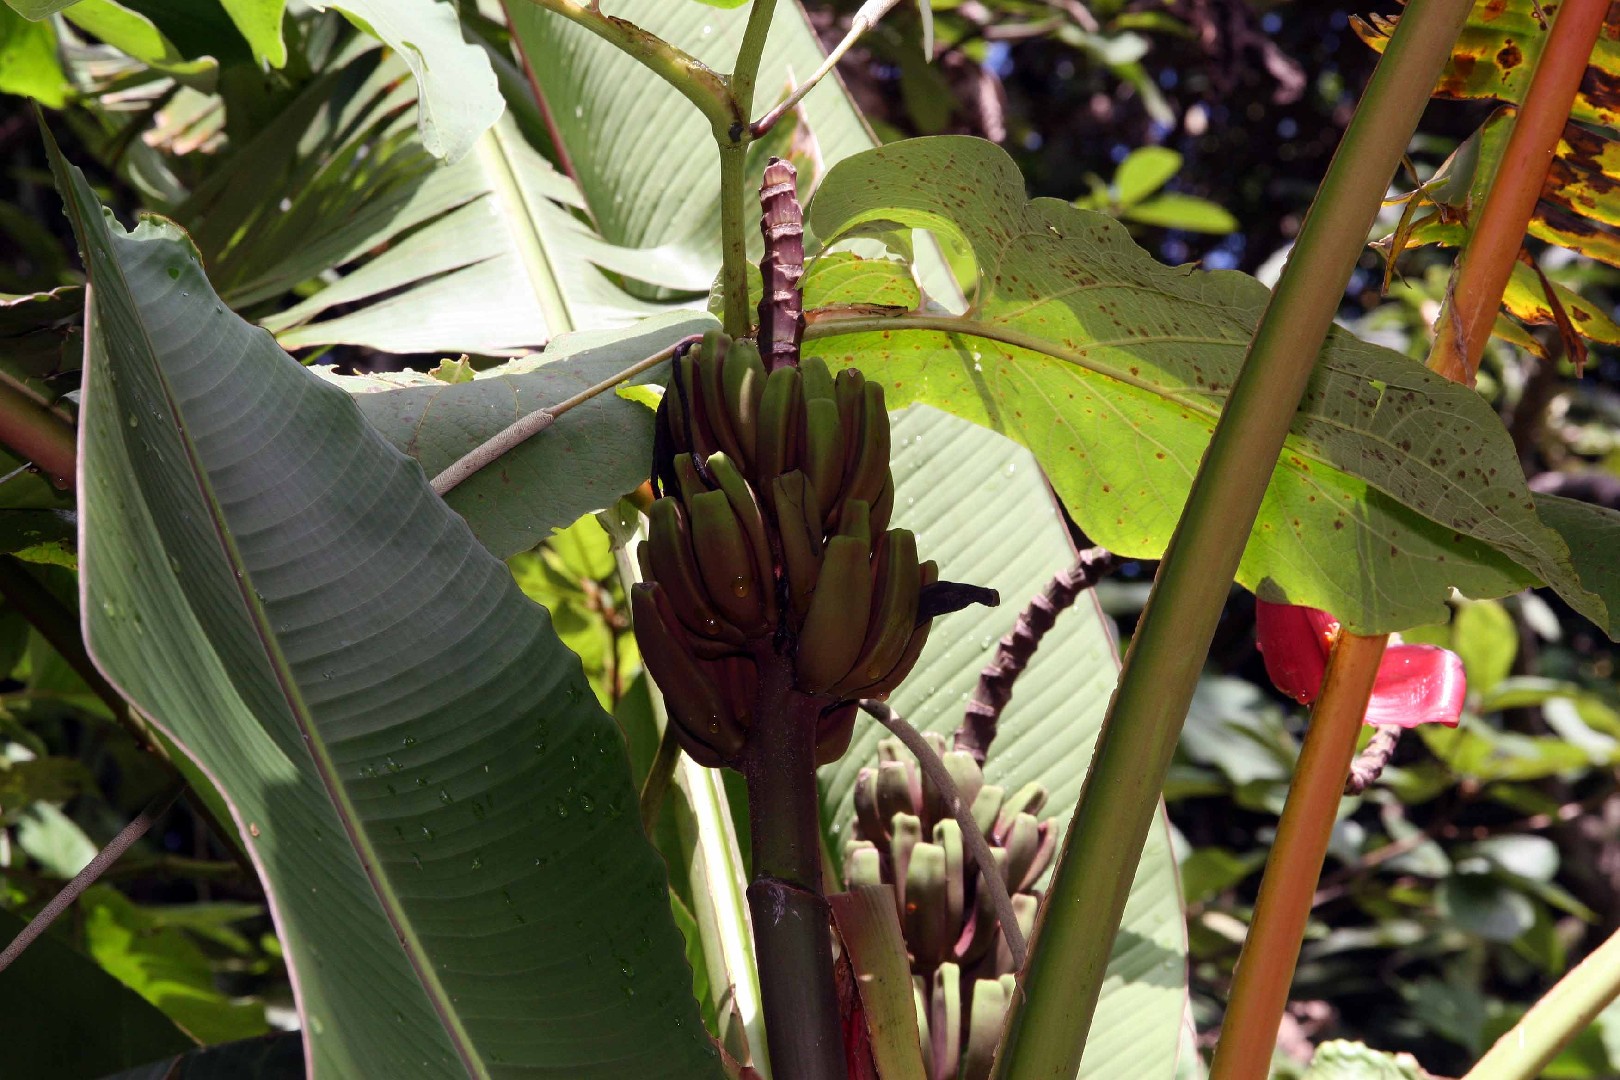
[1344, 726, 1401, 795]
[742, 653, 844, 1080]
[0, 374, 74, 489]
[0, 781, 183, 974]
[956, 546, 1116, 763]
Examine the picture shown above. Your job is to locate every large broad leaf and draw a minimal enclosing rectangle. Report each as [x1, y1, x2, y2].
[803, 135, 1616, 637]
[51, 141, 718, 1077]
[307, 0, 502, 162]
[821, 406, 1189, 1079]
[324, 310, 714, 559]
[179, 42, 698, 354]
[0, 905, 196, 1078]
[505, 0, 931, 286]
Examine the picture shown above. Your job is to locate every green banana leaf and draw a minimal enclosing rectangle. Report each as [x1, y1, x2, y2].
[505, 0, 948, 292]
[49, 134, 719, 1078]
[173, 39, 697, 354]
[319, 309, 713, 559]
[821, 405, 1189, 1079]
[307, 0, 503, 162]
[804, 135, 1616, 638]
[0, 906, 195, 1078]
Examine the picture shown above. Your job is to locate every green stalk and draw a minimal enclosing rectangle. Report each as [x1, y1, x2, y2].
[516, 0, 732, 131]
[715, 0, 779, 338]
[718, 141, 754, 338]
[1464, 927, 1620, 1080]
[989, 1, 1476, 1076]
[732, 0, 778, 126]
[742, 653, 844, 1080]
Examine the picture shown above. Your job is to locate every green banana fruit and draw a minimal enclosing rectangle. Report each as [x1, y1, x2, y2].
[753, 364, 801, 497]
[771, 471, 822, 621]
[834, 367, 865, 458]
[859, 558, 939, 699]
[706, 453, 778, 627]
[687, 488, 768, 633]
[721, 338, 767, 467]
[794, 532, 875, 692]
[800, 354, 836, 403]
[802, 396, 845, 511]
[695, 331, 745, 464]
[630, 583, 745, 767]
[645, 497, 745, 645]
[843, 381, 892, 508]
[831, 528, 920, 698]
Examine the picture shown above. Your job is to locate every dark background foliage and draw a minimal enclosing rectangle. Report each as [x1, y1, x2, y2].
[4, 1, 1620, 1076]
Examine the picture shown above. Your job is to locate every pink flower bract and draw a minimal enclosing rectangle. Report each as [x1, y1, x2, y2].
[1254, 599, 1466, 728]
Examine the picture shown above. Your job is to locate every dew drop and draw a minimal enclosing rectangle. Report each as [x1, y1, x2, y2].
[731, 576, 750, 598]
[471, 854, 483, 871]
[578, 792, 595, 813]
[555, 799, 569, 819]
[126, 414, 138, 428]
[438, 788, 453, 805]
[166, 266, 180, 280]
[421, 825, 434, 840]
[402, 736, 417, 748]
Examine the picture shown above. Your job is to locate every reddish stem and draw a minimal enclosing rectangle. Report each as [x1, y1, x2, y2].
[1429, 0, 1610, 384]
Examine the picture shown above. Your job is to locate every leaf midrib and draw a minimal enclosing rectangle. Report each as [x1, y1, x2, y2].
[76, 202, 489, 1076]
[476, 121, 574, 338]
[803, 311, 1554, 566]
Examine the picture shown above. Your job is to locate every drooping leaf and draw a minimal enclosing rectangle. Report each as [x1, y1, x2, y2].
[305, 0, 502, 162]
[50, 136, 719, 1078]
[325, 309, 712, 559]
[218, 0, 287, 68]
[0, 5, 68, 106]
[179, 43, 697, 354]
[820, 405, 1188, 1079]
[1359, 3, 1620, 353]
[804, 135, 1613, 636]
[1355, 0, 1620, 130]
[62, 0, 218, 86]
[82, 886, 271, 1045]
[0, 905, 195, 1077]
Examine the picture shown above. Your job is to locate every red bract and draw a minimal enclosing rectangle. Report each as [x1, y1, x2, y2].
[1254, 599, 1466, 728]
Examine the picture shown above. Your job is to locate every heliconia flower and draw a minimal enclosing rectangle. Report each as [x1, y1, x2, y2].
[1254, 599, 1466, 728]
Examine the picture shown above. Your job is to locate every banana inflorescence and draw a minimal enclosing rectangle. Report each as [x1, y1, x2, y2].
[634, 329, 990, 769]
[843, 734, 1056, 1080]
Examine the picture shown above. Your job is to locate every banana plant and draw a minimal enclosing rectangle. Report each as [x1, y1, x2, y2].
[3, 1, 1620, 1079]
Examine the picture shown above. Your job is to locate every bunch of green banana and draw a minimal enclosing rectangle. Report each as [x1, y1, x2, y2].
[634, 330, 993, 769]
[842, 734, 1055, 1080]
